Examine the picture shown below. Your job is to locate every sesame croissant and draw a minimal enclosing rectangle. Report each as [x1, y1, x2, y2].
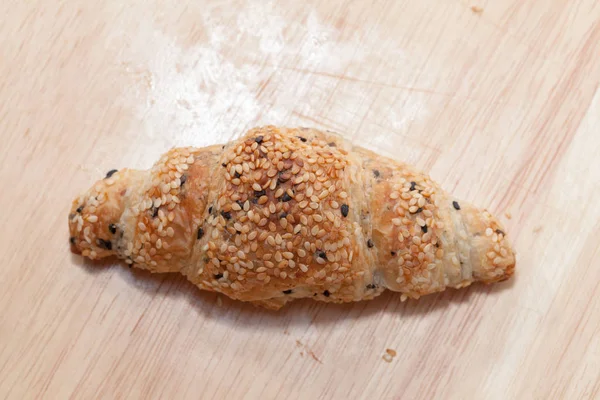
[68, 126, 516, 309]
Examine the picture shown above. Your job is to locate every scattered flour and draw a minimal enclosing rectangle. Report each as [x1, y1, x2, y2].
[114, 0, 428, 156]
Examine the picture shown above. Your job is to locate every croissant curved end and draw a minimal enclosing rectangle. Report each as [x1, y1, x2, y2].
[470, 208, 517, 284]
[67, 169, 132, 260]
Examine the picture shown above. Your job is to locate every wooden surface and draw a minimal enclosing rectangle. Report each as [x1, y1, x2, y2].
[2, 0, 600, 398]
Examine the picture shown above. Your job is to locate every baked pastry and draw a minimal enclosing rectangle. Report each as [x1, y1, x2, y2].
[68, 126, 516, 309]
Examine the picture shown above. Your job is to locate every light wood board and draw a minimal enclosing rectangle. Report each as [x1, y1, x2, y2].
[2, 0, 600, 398]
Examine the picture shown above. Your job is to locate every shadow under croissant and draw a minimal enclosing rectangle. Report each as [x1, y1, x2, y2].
[72, 253, 516, 330]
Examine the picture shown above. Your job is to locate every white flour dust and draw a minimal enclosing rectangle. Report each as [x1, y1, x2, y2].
[115, 0, 424, 154]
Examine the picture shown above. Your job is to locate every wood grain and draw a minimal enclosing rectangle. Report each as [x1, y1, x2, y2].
[1, 0, 600, 398]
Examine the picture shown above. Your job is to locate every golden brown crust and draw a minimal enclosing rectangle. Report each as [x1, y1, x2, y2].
[68, 126, 516, 309]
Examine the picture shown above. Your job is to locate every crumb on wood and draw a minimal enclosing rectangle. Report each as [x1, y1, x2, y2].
[533, 226, 543, 233]
[309, 350, 323, 364]
[505, 212, 512, 219]
[471, 5, 483, 14]
[383, 348, 397, 363]
[295, 339, 323, 364]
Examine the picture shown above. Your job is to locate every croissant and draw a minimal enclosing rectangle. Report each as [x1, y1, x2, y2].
[68, 126, 516, 309]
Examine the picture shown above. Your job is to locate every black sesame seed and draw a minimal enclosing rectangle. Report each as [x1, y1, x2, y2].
[323, 290, 330, 297]
[180, 175, 187, 186]
[412, 207, 423, 214]
[283, 289, 293, 294]
[96, 238, 112, 250]
[220, 211, 231, 220]
[69, 237, 76, 245]
[279, 212, 288, 219]
[281, 193, 292, 202]
[236, 200, 244, 208]
[255, 189, 266, 198]
[108, 224, 117, 234]
[453, 201, 461, 210]
[373, 170, 380, 178]
[496, 229, 505, 235]
[435, 243, 440, 248]
[208, 206, 213, 214]
[410, 181, 417, 191]
[318, 251, 326, 259]
[297, 136, 307, 142]
[214, 273, 223, 279]
[328, 142, 336, 147]
[341, 204, 349, 218]
[421, 225, 428, 233]
[391, 251, 396, 256]
[367, 239, 374, 248]
[105, 169, 118, 179]
[76, 206, 83, 213]
[366, 284, 376, 289]
[197, 227, 204, 240]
